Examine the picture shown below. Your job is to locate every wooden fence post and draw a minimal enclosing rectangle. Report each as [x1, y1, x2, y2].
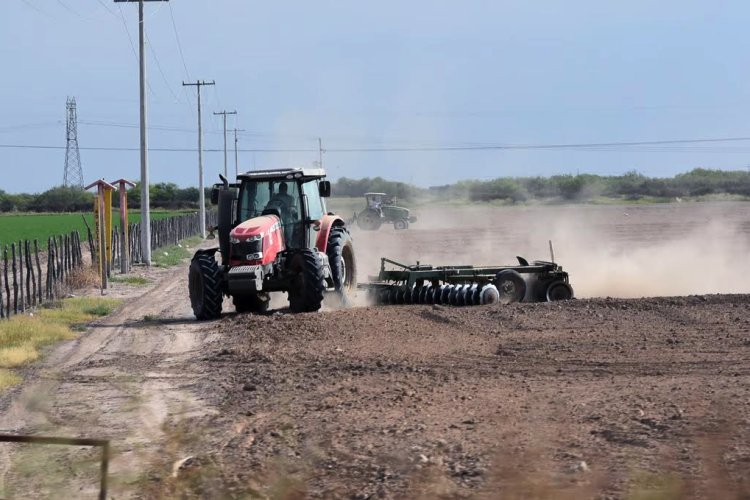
[0, 245, 4, 319]
[34, 240, 42, 304]
[3, 247, 9, 318]
[11, 243, 18, 314]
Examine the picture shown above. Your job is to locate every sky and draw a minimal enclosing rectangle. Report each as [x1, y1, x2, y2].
[2, 1, 750, 193]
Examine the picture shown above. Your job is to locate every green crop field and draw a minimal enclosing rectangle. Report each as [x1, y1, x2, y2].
[0, 210, 193, 248]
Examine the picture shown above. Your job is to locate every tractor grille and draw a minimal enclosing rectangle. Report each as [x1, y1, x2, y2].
[231, 239, 262, 260]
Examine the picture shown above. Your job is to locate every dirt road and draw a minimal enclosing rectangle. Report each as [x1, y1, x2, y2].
[0, 264, 220, 498]
[0, 202, 748, 499]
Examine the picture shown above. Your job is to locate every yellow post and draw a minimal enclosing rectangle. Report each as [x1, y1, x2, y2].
[85, 180, 117, 292]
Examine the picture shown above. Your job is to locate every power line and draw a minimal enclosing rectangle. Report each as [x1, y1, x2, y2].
[144, 32, 182, 102]
[116, 2, 155, 97]
[168, 2, 191, 82]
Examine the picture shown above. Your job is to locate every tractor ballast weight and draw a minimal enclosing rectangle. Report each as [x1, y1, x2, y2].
[189, 168, 357, 320]
[359, 255, 573, 306]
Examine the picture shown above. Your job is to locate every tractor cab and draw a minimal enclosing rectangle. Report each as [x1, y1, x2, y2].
[364, 192, 387, 211]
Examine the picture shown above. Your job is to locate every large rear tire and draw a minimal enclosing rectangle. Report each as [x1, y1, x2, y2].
[494, 269, 526, 304]
[288, 250, 326, 312]
[232, 293, 270, 314]
[189, 253, 223, 320]
[326, 227, 357, 306]
[356, 209, 382, 231]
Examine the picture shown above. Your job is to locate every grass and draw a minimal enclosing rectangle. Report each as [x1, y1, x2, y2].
[0, 210, 192, 249]
[152, 236, 203, 267]
[0, 297, 120, 389]
[110, 275, 151, 286]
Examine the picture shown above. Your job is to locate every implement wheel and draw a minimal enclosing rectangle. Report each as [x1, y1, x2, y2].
[494, 269, 526, 304]
[288, 250, 326, 312]
[546, 281, 574, 302]
[189, 253, 223, 320]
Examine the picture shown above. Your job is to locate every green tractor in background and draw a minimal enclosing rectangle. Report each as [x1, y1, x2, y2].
[354, 192, 417, 231]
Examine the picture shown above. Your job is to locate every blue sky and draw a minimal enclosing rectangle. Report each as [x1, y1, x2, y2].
[2, 1, 750, 193]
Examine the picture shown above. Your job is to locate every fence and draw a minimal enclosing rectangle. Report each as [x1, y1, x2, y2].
[0, 232, 84, 319]
[1, 210, 216, 319]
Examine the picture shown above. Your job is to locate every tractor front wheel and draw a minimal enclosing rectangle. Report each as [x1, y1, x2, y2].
[394, 219, 409, 230]
[188, 253, 223, 320]
[326, 227, 356, 306]
[233, 293, 270, 314]
[288, 250, 326, 312]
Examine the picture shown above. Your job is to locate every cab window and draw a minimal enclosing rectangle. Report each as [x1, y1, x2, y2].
[303, 180, 324, 221]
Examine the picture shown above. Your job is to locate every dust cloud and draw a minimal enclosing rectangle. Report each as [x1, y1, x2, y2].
[348, 202, 750, 299]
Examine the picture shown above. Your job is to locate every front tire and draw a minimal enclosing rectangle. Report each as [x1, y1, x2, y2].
[189, 253, 223, 320]
[394, 219, 408, 230]
[326, 227, 357, 306]
[288, 250, 326, 312]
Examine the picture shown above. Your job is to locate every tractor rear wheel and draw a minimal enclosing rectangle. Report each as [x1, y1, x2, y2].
[232, 293, 270, 314]
[494, 269, 526, 304]
[326, 227, 356, 306]
[188, 253, 223, 320]
[287, 250, 326, 313]
[356, 209, 382, 231]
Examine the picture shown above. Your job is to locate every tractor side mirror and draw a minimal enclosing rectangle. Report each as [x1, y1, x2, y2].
[210, 186, 220, 205]
[318, 180, 331, 198]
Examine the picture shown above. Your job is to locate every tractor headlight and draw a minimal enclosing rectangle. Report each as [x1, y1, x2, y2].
[247, 234, 263, 242]
[230, 237, 241, 244]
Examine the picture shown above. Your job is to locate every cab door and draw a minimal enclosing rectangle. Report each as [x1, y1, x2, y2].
[302, 180, 325, 250]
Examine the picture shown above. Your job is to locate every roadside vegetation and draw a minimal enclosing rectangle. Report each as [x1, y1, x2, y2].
[109, 275, 150, 286]
[152, 236, 202, 267]
[332, 168, 750, 204]
[0, 183, 211, 213]
[0, 297, 120, 389]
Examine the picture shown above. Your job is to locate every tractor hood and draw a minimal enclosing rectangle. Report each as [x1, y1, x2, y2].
[229, 214, 285, 266]
[230, 214, 280, 240]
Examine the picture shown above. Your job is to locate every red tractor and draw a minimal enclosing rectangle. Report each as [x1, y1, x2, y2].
[188, 168, 356, 320]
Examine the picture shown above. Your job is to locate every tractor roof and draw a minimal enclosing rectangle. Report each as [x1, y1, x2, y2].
[238, 167, 326, 182]
[364, 192, 387, 196]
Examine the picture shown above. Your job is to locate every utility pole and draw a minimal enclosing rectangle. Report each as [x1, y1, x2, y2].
[115, 0, 168, 266]
[213, 110, 237, 178]
[183, 80, 215, 239]
[233, 128, 245, 178]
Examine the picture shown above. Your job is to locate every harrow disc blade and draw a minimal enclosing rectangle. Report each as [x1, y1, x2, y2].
[441, 285, 453, 304]
[410, 285, 420, 304]
[480, 284, 500, 305]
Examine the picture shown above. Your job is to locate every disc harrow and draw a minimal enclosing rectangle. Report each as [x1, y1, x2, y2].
[360, 256, 573, 306]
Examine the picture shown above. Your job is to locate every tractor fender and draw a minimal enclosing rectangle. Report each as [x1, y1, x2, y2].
[192, 247, 220, 261]
[315, 214, 346, 253]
